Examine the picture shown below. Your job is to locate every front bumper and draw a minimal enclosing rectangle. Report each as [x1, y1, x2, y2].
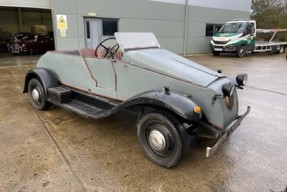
[10, 43, 29, 54]
[210, 43, 239, 52]
[206, 105, 251, 157]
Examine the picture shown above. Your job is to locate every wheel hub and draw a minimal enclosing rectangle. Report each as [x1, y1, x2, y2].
[31, 88, 40, 101]
[148, 130, 167, 151]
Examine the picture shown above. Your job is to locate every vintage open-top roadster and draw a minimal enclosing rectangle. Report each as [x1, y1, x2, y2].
[23, 33, 250, 168]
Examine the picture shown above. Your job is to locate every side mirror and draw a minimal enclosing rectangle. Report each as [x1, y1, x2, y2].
[251, 27, 255, 36]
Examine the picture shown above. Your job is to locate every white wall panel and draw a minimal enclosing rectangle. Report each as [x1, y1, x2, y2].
[148, 0, 185, 5]
[149, 0, 251, 12]
[0, 0, 51, 9]
[50, 0, 251, 54]
[189, 0, 251, 12]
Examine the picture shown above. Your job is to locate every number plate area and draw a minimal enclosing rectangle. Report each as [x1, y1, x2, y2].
[206, 106, 251, 158]
[214, 48, 223, 51]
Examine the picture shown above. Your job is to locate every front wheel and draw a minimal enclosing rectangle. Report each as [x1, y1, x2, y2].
[30, 48, 35, 55]
[212, 51, 220, 56]
[28, 78, 51, 110]
[137, 112, 189, 168]
[236, 46, 246, 58]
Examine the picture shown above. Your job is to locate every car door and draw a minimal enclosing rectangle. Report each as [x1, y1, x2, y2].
[84, 57, 117, 98]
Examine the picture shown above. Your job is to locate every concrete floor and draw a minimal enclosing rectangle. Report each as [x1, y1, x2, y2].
[0, 52, 287, 192]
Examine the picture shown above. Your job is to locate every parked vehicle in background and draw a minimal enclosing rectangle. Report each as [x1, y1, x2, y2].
[10, 33, 54, 55]
[0, 40, 8, 52]
[210, 19, 287, 57]
[0, 31, 13, 52]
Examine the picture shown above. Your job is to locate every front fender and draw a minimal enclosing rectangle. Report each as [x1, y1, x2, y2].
[119, 90, 202, 121]
[23, 67, 58, 97]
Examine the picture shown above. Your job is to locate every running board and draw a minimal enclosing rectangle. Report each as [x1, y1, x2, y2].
[47, 86, 118, 119]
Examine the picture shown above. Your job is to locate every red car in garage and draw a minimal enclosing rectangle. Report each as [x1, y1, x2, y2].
[10, 33, 54, 55]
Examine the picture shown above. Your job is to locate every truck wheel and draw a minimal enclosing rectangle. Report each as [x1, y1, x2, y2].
[28, 78, 51, 110]
[277, 46, 285, 54]
[212, 51, 220, 56]
[137, 112, 189, 168]
[236, 46, 246, 58]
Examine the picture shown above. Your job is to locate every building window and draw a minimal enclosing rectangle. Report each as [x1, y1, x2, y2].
[206, 24, 223, 37]
[86, 21, 90, 39]
[102, 19, 118, 36]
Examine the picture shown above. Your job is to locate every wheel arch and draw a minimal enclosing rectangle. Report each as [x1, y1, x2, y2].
[23, 67, 58, 97]
[118, 90, 203, 122]
[239, 43, 246, 48]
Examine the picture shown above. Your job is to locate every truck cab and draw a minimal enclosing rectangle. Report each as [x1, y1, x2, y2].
[210, 20, 256, 57]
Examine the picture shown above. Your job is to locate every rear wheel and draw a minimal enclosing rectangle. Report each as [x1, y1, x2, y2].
[137, 112, 189, 168]
[236, 45, 246, 58]
[28, 78, 51, 110]
[277, 45, 285, 54]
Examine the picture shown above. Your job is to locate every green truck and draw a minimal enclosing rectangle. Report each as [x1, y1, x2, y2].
[210, 19, 287, 57]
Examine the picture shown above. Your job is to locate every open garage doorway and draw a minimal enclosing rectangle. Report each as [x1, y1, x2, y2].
[0, 7, 54, 57]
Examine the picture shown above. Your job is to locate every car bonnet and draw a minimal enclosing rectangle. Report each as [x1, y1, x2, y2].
[122, 49, 224, 88]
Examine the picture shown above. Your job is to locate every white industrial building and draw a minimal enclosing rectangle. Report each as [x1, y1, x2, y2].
[0, 0, 251, 54]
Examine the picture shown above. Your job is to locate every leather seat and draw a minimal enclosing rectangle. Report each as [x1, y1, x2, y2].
[79, 48, 95, 57]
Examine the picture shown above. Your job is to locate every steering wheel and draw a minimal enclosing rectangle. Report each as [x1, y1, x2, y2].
[95, 37, 119, 59]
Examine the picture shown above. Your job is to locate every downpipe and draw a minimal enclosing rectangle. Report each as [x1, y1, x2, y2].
[183, 0, 189, 56]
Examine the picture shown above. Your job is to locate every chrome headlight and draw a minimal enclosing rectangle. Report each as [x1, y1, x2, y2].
[236, 73, 248, 87]
[222, 82, 235, 97]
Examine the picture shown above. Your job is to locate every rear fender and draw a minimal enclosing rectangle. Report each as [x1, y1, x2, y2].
[23, 67, 58, 97]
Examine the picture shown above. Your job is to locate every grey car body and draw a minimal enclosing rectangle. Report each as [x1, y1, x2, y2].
[23, 33, 250, 168]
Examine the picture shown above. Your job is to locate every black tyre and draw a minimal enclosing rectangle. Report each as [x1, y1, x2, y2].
[10, 49, 17, 56]
[212, 51, 220, 56]
[277, 45, 285, 54]
[28, 78, 51, 110]
[236, 45, 246, 58]
[30, 48, 35, 55]
[137, 112, 189, 168]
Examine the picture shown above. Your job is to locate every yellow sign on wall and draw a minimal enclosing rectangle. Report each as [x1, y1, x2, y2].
[57, 15, 68, 30]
